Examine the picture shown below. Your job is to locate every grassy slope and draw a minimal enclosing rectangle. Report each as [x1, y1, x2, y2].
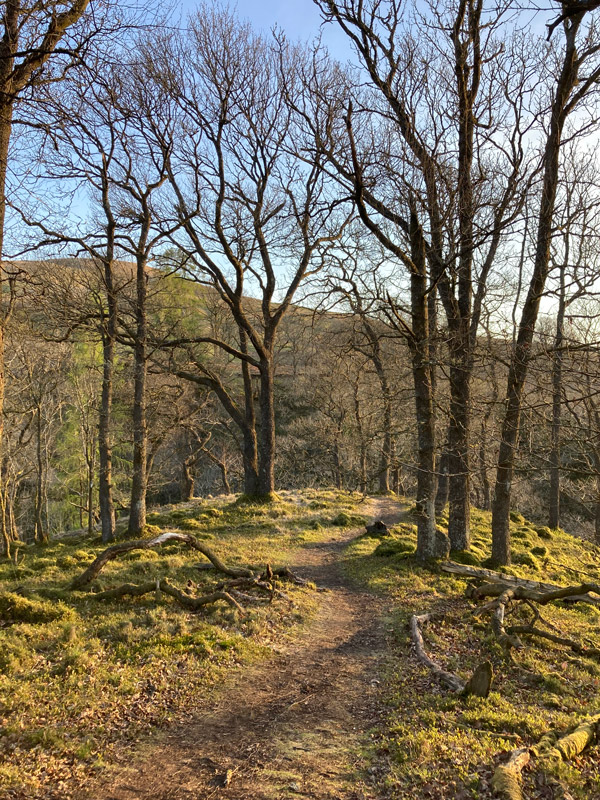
[0, 489, 366, 799]
[3, 491, 600, 799]
[345, 502, 600, 799]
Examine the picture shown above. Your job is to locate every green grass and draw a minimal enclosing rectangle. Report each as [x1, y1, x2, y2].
[343, 502, 600, 799]
[0, 488, 363, 799]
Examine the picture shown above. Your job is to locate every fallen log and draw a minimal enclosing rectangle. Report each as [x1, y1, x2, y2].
[491, 747, 530, 800]
[475, 581, 600, 606]
[410, 612, 493, 697]
[442, 561, 561, 591]
[70, 532, 254, 590]
[442, 561, 600, 606]
[538, 712, 600, 762]
[491, 713, 600, 799]
[92, 577, 245, 614]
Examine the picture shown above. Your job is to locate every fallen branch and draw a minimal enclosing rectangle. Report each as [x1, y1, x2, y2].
[491, 589, 523, 655]
[507, 624, 600, 662]
[442, 562, 561, 592]
[491, 713, 600, 800]
[92, 577, 245, 614]
[491, 747, 530, 800]
[270, 566, 310, 586]
[410, 612, 493, 697]
[538, 712, 600, 762]
[70, 532, 254, 590]
[475, 581, 600, 607]
[442, 561, 600, 606]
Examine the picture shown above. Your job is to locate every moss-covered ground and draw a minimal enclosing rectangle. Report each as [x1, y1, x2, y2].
[0, 489, 365, 800]
[344, 501, 600, 799]
[3, 490, 600, 799]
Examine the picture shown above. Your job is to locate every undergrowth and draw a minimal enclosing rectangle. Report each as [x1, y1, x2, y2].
[0, 488, 364, 800]
[345, 502, 600, 799]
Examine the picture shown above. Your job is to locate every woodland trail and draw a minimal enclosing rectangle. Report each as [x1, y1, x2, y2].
[92, 497, 404, 800]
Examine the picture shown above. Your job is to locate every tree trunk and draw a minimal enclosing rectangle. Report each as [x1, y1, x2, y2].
[352, 379, 368, 493]
[34, 408, 48, 544]
[333, 418, 343, 490]
[0, 101, 12, 552]
[491, 17, 583, 565]
[379, 384, 392, 493]
[98, 265, 116, 543]
[447, 352, 471, 550]
[595, 473, 600, 546]
[409, 211, 445, 560]
[240, 331, 260, 495]
[257, 356, 276, 497]
[128, 255, 148, 536]
[435, 448, 450, 515]
[479, 420, 491, 511]
[181, 456, 195, 502]
[549, 271, 566, 529]
[371, 345, 392, 493]
[87, 434, 95, 537]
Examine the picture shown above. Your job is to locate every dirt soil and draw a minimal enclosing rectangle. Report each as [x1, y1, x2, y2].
[91, 498, 403, 800]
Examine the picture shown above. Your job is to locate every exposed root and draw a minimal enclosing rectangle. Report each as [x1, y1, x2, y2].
[92, 578, 246, 615]
[70, 532, 253, 590]
[445, 560, 600, 661]
[410, 612, 493, 697]
[506, 624, 600, 661]
[70, 537, 311, 619]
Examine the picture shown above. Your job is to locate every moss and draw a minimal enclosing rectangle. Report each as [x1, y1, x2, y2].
[531, 545, 548, 557]
[56, 555, 79, 569]
[512, 527, 534, 542]
[509, 511, 525, 523]
[373, 539, 415, 557]
[197, 508, 222, 519]
[512, 552, 539, 569]
[330, 511, 367, 527]
[178, 519, 204, 531]
[0, 592, 75, 624]
[141, 524, 163, 537]
[537, 526, 554, 540]
[450, 550, 481, 566]
[235, 492, 281, 506]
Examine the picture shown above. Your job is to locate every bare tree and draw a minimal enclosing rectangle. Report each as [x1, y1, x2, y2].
[0, 0, 96, 548]
[310, 0, 532, 556]
[142, 8, 349, 499]
[491, 6, 600, 564]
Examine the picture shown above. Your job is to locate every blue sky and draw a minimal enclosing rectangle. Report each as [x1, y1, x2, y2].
[179, 0, 354, 60]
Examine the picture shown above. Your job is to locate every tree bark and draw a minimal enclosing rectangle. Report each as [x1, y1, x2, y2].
[479, 419, 491, 511]
[34, 407, 48, 543]
[181, 455, 195, 502]
[491, 15, 586, 564]
[549, 269, 566, 529]
[595, 473, 600, 545]
[409, 211, 445, 560]
[240, 330, 260, 495]
[435, 448, 450, 515]
[128, 255, 148, 536]
[98, 260, 116, 543]
[447, 352, 471, 550]
[257, 356, 276, 497]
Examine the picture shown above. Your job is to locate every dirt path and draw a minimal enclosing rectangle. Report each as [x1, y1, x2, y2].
[96, 498, 404, 800]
